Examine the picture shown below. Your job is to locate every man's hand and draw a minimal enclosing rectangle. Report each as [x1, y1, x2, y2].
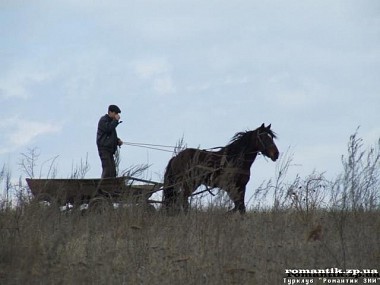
[117, 139, 123, 146]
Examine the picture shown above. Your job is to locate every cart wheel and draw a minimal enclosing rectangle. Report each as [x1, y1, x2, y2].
[88, 197, 113, 213]
[35, 193, 54, 205]
[141, 203, 156, 214]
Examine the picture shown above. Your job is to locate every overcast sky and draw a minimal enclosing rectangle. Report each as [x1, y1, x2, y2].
[1, 0, 379, 200]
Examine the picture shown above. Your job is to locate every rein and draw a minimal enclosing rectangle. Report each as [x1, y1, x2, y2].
[123, 141, 264, 159]
[123, 141, 176, 153]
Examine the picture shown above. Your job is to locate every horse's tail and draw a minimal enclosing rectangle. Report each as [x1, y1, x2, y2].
[163, 156, 176, 209]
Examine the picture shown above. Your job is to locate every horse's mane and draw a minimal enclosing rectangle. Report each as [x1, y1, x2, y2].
[228, 130, 255, 147]
[228, 127, 277, 147]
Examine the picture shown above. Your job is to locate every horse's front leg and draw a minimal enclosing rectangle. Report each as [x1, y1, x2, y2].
[234, 199, 246, 213]
[182, 195, 190, 212]
[230, 186, 246, 214]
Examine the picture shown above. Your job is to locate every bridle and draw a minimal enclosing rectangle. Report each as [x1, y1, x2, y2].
[257, 130, 276, 155]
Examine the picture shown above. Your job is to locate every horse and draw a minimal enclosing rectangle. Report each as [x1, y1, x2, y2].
[163, 123, 279, 214]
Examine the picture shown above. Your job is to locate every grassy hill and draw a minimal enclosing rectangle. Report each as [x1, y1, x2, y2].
[1, 131, 379, 284]
[1, 204, 379, 284]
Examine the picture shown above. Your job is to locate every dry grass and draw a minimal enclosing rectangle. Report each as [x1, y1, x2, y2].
[1, 130, 379, 284]
[0, 203, 379, 285]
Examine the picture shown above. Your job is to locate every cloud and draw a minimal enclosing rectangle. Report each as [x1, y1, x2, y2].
[134, 58, 176, 95]
[135, 59, 170, 79]
[153, 76, 176, 95]
[363, 127, 380, 145]
[265, 72, 332, 110]
[0, 118, 61, 154]
[0, 68, 50, 99]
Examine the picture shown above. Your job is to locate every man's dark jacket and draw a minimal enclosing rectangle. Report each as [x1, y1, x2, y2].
[97, 114, 120, 154]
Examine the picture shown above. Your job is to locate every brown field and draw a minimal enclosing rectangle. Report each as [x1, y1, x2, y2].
[1, 131, 379, 284]
[0, 202, 379, 285]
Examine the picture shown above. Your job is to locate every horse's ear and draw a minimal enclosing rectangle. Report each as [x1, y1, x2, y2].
[267, 124, 271, 129]
[260, 123, 265, 129]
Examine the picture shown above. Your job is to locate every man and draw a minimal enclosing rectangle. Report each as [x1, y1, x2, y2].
[97, 105, 123, 178]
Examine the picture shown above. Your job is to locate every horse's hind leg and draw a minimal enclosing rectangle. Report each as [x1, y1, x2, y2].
[179, 185, 191, 213]
[182, 195, 190, 212]
[163, 182, 181, 214]
[163, 185, 175, 210]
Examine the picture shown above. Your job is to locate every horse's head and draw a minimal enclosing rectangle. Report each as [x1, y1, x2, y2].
[257, 123, 279, 161]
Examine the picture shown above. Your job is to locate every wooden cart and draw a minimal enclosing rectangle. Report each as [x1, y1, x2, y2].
[26, 176, 163, 211]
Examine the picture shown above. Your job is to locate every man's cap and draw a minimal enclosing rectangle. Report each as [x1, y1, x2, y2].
[108, 105, 121, 113]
